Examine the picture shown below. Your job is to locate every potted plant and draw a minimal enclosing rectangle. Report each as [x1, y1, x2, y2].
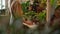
[37, 10, 46, 24]
[21, 1, 30, 13]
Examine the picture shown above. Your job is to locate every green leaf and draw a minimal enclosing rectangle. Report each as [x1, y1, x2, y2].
[50, 0, 57, 6]
[21, 1, 30, 13]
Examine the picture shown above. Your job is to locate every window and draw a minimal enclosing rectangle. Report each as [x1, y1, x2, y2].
[0, 0, 5, 10]
[0, 0, 6, 16]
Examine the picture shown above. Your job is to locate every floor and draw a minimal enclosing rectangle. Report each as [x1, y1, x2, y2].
[0, 16, 60, 34]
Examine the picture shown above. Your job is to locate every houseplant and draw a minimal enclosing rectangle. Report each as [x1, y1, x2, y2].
[21, 1, 30, 13]
[37, 10, 46, 23]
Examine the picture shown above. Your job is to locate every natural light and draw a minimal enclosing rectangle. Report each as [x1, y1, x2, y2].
[0, 0, 5, 9]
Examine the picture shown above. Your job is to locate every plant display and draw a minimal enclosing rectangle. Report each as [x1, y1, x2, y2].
[37, 10, 46, 21]
[23, 10, 46, 24]
[21, 1, 30, 13]
[23, 11, 36, 20]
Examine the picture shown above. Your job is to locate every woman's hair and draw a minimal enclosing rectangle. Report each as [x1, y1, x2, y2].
[11, 1, 23, 18]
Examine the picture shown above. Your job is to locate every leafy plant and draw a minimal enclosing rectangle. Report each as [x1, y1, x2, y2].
[23, 11, 36, 20]
[37, 10, 46, 21]
[23, 10, 46, 23]
[21, 1, 30, 13]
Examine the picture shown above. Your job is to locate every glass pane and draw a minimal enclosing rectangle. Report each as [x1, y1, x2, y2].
[0, 0, 5, 9]
[2, 0, 5, 9]
[0, 0, 1, 9]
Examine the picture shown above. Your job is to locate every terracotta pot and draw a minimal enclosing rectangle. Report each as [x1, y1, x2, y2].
[24, 20, 33, 25]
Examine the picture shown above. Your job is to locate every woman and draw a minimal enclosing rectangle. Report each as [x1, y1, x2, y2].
[9, 0, 24, 34]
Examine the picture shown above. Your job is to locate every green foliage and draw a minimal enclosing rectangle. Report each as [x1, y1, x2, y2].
[37, 11, 46, 21]
[21, 1, 30, 13]
[23, 11, 36, 20]
[50, 0, 57, 6]
[25, 11, 36, 16]
[50, 0, 55, 5]
[23, 10, 46, 22]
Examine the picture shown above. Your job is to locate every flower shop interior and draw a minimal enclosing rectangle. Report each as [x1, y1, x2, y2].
[0, 0, 60, 34]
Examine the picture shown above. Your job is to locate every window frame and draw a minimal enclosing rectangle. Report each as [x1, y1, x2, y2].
[0, 0, 8, 16]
